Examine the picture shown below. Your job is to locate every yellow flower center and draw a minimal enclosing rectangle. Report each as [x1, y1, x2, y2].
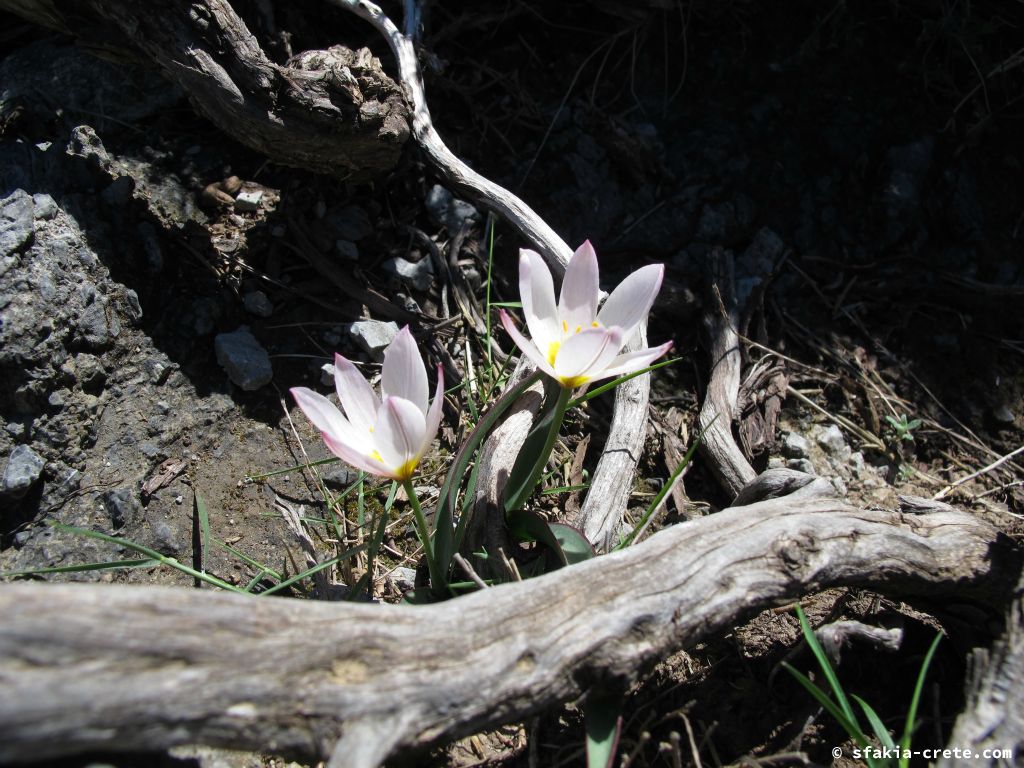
[547, 340, 561, 367]
[558, 374, 590, 389]
[394, 459, 419, 481]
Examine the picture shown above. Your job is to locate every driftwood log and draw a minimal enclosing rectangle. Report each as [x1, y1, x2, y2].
[0, 0, 411, 180]
[0, 497, 1016, 767]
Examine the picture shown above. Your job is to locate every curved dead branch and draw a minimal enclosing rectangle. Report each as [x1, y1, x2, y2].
[0, 497, 1015, 767]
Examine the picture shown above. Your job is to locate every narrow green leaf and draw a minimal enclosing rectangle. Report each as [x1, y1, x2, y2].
[504, 379, 570, 513]
[195, 491, 211, 575]
[214, 539, 282, 581]
[507, 509, 569, 569]
[569, 357, 682, 408]
[489, 301, 523, 308]
[899, 633, 942, 763]
[585, 688, 623, 768]
[782, 662, 864, 744]
[548, 522, 596, 565]
[258, 543, 368, 596]
[1, 558, 159, 576]
[794, 604, 860, 729]
[853, 694, 897, 750]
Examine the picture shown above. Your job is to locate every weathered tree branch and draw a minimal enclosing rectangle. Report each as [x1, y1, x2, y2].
[0, 0, 411, 179]
[0, 497, 1015, 767]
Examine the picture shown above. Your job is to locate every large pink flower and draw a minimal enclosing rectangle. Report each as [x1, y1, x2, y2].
[500, 241, 672, 389]
[291, 326, 443, 481]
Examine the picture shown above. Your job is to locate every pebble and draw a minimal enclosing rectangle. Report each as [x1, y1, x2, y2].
[243, 290, 274, 318]
[382, 256, 434, 291]
[32, 193, 58, 221]
[214, 326, 274, 391]
[389, 566, 417, 593]
[102, 487, 141, 528]
[786, 458, 816, 475]
[322, 465, 360, 489]
[815, 424, 851, 460]
[348, 319, 399, 361]
[425, 184, 479, 232]
[150, 519, 183, 556]
[323, 205, 373, 241]
[234, 189, 263, 212]
[2, 444, 46, 498]
[991, 404, 1016, 425]
[335, 239, 359, 261]
[781, 431, 810, 459]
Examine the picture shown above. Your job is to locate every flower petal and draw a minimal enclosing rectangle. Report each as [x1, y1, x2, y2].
[321, 431, 391, 478]
[374, 396, 427, 478]
[381, 326, 428, 415]
[587, 340, 673, 383]
[558, 240, 600, 333]
[291, 387, 373, 454]
[597, 264, 664, 335]
[519, 249, 559, 348]
[333, 354, 380, 434]
[500, 309, 559, 380]
[553, 326, 623, 382]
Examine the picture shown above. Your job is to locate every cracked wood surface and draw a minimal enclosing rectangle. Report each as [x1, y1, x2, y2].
[0, 497, 1014, 767]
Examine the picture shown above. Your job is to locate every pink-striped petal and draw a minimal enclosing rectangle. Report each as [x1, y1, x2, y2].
[553, 326, 623, 381]
[291, 387, 372, 453]
[519, 249, 559, 349]
[373, 396, 427, 478]
[597, 264, 664, 335]
[558, 240, 600, 333]
[500, 309, 559, 380]
[381, 326, 428, 415]
[588, 340, 673, 383]
[333, 354, 380, 434]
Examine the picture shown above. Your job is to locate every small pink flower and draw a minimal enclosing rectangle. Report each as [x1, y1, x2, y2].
[500, 241, 672, 389]
[291, 327, 443, 481]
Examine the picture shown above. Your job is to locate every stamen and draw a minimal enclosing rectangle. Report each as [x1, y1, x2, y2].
[574, 325, 582, 334]
[547, 340, 561, 367]
[562, 319, 568, 332]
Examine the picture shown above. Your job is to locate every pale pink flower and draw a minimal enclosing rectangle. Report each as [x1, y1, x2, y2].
[291, 327, 443, 481]
[499, 241, 672, 389]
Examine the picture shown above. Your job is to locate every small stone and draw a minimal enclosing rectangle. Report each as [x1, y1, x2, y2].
[348, 320, 399, 361]
[815, 424, 850, 460]
[32, 193, 58, 220]
[215, 327, 274, 391]
[150, 520, 183, 556]
[425, 184, 480, 232]
[847, 451, 866, 478]
[321, 363, 336, 387]
[143, 357, 172, 385]
[382, 256, 434, 291]
[335, 239, 359, 261]
[102, 488, 141, 528]
[781, 432, 810, 459]
[234, 189, 263, 212]
[322, 465, 360, 490]
[389, 566, 417, 593]
[0, 189, 36, 259]
[2, 444, 46, 498]
[786, 458, 816, 475]
[243, 290, 274, 318]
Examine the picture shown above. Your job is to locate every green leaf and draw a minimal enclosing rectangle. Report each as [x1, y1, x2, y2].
[585, 688, 622, 768]
[899, 633, 942, 765]
[504, 379, 570, 514]
[194, 491, 211, 575]
[569, 357, 682, 408]
[853, 694, 897, 750]
[258, 542, 367, 596]
[782, 662, 864, 745]
[435, 370, 544, 578]
[548, 522, 596, 565]
[1, 558, 159, 576]
[794, 604, 861, 729]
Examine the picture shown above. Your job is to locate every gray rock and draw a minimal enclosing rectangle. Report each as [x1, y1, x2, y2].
[786, 458, 816, 475]
[847, 451, 866, 478]
[425, 184, 480, 232]
[150, 519, 183, 556]
[102, 488, 141, 528]
[322, 465, 360, 490]
[781, 432, 810, 459]
[335, 239, 359, 261]
[0, 189, 35, 259]
[243, 290, 274, 318]
[32, 193, 58, 221]
[389, 566, 418, 593]
[77, 294, 119, 349]
[323, 205, 373, 241]
[2, 444, 45, 498]
[382, 256, 434, 291]
[991, 404, 1016, 425]
[815, 424, 850, 460]
[348, 320, 399, 361]
[214, 327, 274, 391]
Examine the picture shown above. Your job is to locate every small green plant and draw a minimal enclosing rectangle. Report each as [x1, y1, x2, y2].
[782, 604, 942, 768]
[885, 413, 922, 442]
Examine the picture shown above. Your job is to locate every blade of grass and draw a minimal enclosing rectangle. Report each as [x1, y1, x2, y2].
[195, 492, 211, 575]
[246, 456, 338, 481]
[782, 662, 865, 744]
[795, 604, 861, 729]
[49, 522, 248, 593]
[570, 357, 682, 408]
[214, 539, 283, 582]
[258, 542, 368, 596]
[852, 694, 897, 750]
[1, 558, 159, 576]
[899, 633, 942, 766]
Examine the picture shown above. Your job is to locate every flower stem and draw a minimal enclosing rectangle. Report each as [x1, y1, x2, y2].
[504, 382, 573, 513]
[403, 478, 443, 591]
